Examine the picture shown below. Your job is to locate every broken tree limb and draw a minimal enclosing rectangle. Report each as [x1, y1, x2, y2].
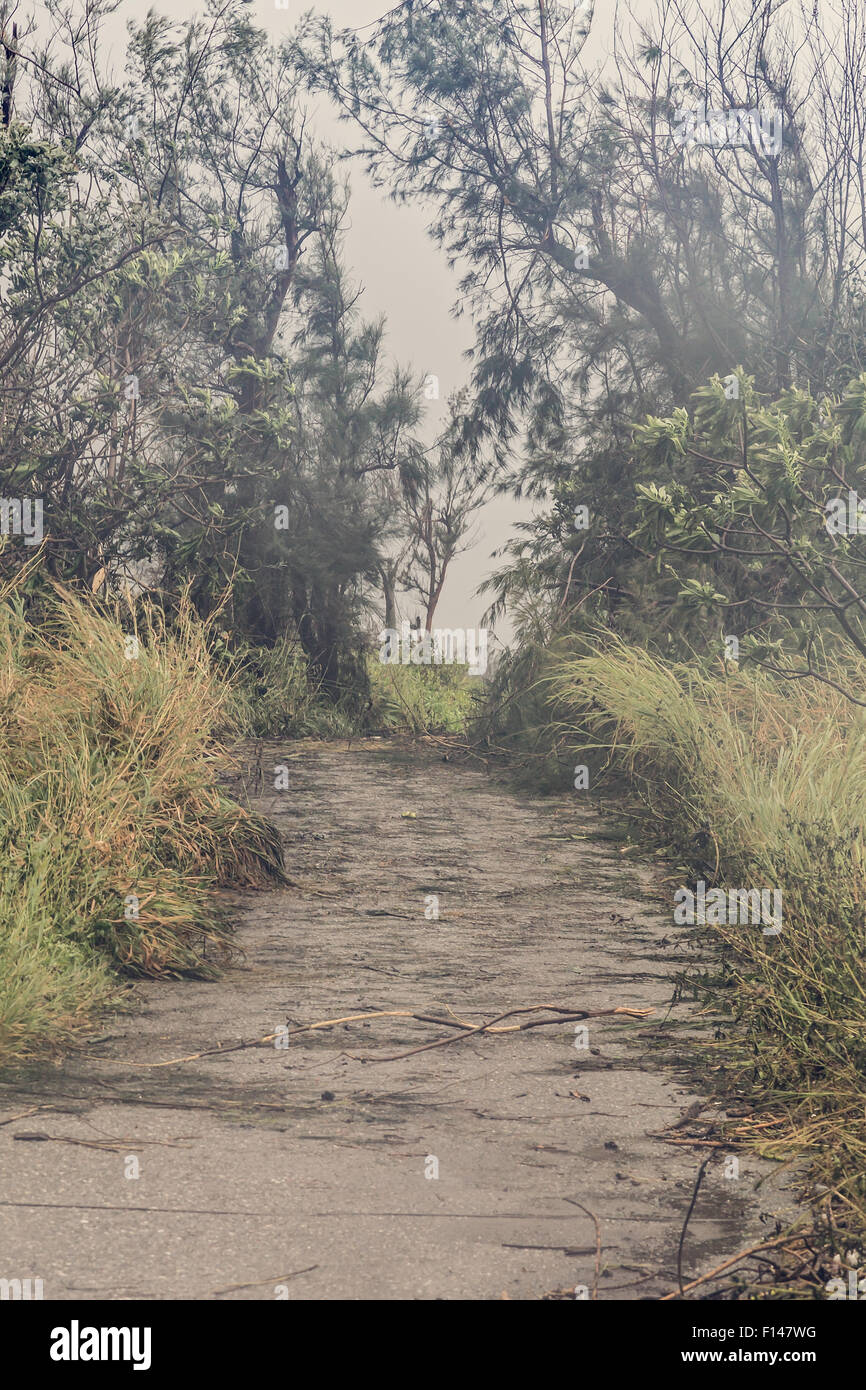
[129, 1003, 653, 1068]
[355, 1004, 654, 1063]
[128, 1011, 426, 1068]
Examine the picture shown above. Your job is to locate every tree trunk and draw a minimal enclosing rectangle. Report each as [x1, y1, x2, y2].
[380, 564, 398, 631]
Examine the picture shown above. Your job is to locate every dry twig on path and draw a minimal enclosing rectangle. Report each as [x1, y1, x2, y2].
[676, 1154, 715, 1297]
[660, 1233, 810, 1300]
[11, 1131, 194, 1151]
[210, 1266, 318, 1296]
[564, 1196, 603, 1299]
[129, 1002, 654, 1069]
[348, 1003, 653, 1063]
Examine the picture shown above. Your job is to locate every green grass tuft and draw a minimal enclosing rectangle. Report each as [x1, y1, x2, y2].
[0, 585, 282, 1068]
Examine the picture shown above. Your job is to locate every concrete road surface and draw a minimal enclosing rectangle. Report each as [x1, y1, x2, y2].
[0, 741, 797, 1300]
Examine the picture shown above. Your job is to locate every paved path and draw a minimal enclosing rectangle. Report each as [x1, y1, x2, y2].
[0, 741, 795, 1299]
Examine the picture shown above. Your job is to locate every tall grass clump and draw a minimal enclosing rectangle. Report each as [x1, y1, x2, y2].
[549, 634, 866, 1233]
[0, 584, 283, 1069]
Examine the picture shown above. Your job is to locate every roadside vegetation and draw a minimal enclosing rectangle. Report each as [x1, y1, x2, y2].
[0, 583, 281, 1069]
[227, 638, 479, 739]
[548, 638, 866, 1240]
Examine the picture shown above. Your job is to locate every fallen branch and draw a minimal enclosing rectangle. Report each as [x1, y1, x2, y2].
[656, 1137, 733, 1148]
[130, 1003, 653, 1069]
[659, 1233, 809, 1300]
[211, 1265, 318, 1296]
[129, 1011, 428, 1068]
[564, 1197, 603, 1300]
[677, 1155, 714, 1297]
[354, 1004, 654, 1063]
[12, 1131, 193, 1152]
[0, 1105, 46, 1127]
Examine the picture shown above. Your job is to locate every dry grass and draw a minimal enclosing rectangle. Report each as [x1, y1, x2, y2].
[0, 583, 282, 1068]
